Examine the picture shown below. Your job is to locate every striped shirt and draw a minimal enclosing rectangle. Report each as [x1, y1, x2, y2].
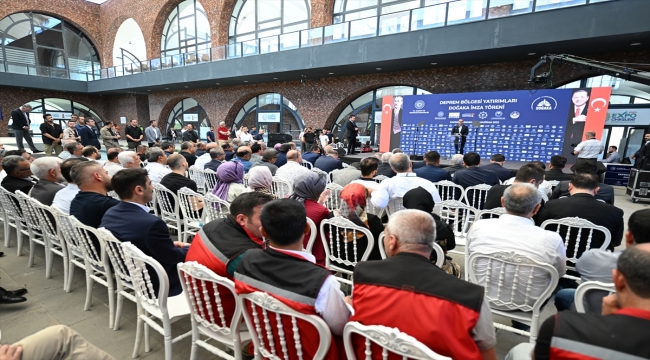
[574, 139, 604, 159]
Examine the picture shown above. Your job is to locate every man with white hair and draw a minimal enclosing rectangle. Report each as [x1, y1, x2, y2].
[375, 152, 396, 178]
[118, 151, 141, 169]
[275, 150, 311, 185]
[29, 157, 65, 205]
[369, 153, 441, 209]
[349, 209, 497, 359]
[144, 147, 171, 184]
[445, 154, 465, 174]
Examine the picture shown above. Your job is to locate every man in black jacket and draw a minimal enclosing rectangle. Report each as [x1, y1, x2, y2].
[0, 155, 35, 194]
[345, 115, 359, 155]
[480, 153, 512, 182]
[10, 104, 41, 153]
[550, 161, 615, 205]
[79, 118, 101, 150]
[125, 119, 144, 150]
[451, 119, 469, 154]
[545, 155, 573, 181]
[182, 124, 200, 143]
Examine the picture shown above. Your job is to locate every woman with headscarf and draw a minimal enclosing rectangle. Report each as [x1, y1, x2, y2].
[289, 171, 331, 266]
[243, 166, 277, 199]
[212, 160, 245, 203]
[336, 183, 384, 269]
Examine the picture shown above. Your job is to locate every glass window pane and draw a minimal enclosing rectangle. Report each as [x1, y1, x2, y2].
[258, 19, 281, 31]
[161, 1, 212, 54]
[35, 28, 64, 48]
[283, 23, 308, 33]
[535, 0, 586, 12]
[345, 0, 378, 11]
[230, 0, 310, 42]
[236, 1, 257, 34]
[609, 95, 631, 104]
[334, 0, 345, 13]
[411, 3, 446, 30]
[381, 0, 420, 15]
[344, 8, 377, 21]
[36, 47, 65, 68]
[44, 98, 72, 111]
[2, 20, 34, 48]
[32, 14, 62, 30]
[634, 98, 650, 104]
[284, 0, 309, 23]
[196, 12, 210, 42]
[488, 0, 533, 19]
[258, 0, 282, 22]
[179, 17, 195, 40]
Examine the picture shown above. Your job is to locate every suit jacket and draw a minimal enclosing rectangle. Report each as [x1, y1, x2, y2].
[443, 164, 465, 174]
[535, 193, 624, 250]
[314, 156, 343, 173]
[2, 176, 34, 194]
[414, 164, 451, 183]
[345, 120, 358, 139]
[545, 168, 573, 181]
[376, 163, 396, 178]
[79, 126, 101, 149]
[10, 109, 30, 130]
[451, 125, 469, 137]
[29, 180, 64, 206]
[302, 152, 321, 165]
[204, 160, 223, 172]
[100, 202, 188, 296]
[480, 163, 511, 182]
[452, 167, 499, 188]
[100, 127, 120, 149]
[549, 180, 615, 205]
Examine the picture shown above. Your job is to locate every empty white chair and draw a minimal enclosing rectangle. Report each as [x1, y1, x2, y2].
[177, 187, 205, 243]
[271, 177, 293, 199]
[477, 207, 506, 220]
[177, 262, 252, 360]
[377, 231, 445, 268]
[203, 193, 231, 223]
[121, 242, 191, 360]
[574, 281, 616, 314]
[438, 200, 479, 255]
[204, 168, 219, 192]
[153, 183, 182, 242]
[434, 180, 464, 202]
[31, 201, 67, 282]
[304, 217, 318, 254]
[188, 166, 207, 193]
[52, 206, 84, 293]
[302, 159, 313, 169]
[320, 216, 374, 286]
[0, 187, 28, 255]
[463, 184, 492, 210]
[240, 291, 332, 360]
[324, 183, 343, 212]
[467, 250, 559, 342]
[372, 175, 388, 183]
[242, 173, 250, 188]
[343, 322, 451, 360]
[15, 191, 44, 265]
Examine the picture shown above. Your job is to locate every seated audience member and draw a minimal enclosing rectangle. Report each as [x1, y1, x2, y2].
[160, 154, 197, 194]
[502, 161, 552, 201]
[508, 244, 650, 360]
[250, 149, 279, 175]
[161, 141, 175, 157]
[82, 146, 102, 165]
[275, 150, 311, 185]
[536, 172, 624, 251]
[101, 169, 188, 296]
[314, 148, 344, 174]
[57, 140, 75, 160]
[234, 199, 351, 357]
[601, 145, 621, 164]
[452, 152, 499, 188]
[290, 171, 332, 266]
[444, 154, 465, 174]
[273, 143, 292, 167]
[331, 162, 361, 187]
[1, 155, 35, 194]
[249, 142, 263, 164]
[144, 147, 171, 184]
[64, 141, 83, 159]
[350, 209, 496, 360]
[204, 147, 225, 172]
[545, 155, 573, 181]
[210, 161, 245, 203]
[302, 144, 321, 165]
[103, 147, 123, 176]
[222, 142, 235, 161]
[136, 145, 148, 162]
[195, 142, 207, 157]
[69, 161, 119, 229]
[414, 150, 452, 183]
[244, 166, 277, 199]
[29, 157, 64, 205]
[375, 153, 397, 178]
[550, 161, 615, 205]
[117, 150, 141, 169]
[52, 158, 88, 214]
[483, 163, 545, 210]
[179, 141, 197, 167]
[369, 153, 441, 209]
[351, 157, 381, 190]
[195, 142, 220, 170]
[480, 153, 513, 182]
[232, 146, 253, 173]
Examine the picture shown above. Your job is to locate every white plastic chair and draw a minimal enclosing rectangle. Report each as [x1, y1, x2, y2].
[304, 217, 318, 254]
[15, 191, 44, 265]
[121, 242, 191, 360]
[574, 281, 616, 314]
[547, 180, 560, 189]
[271, 177, 293, 199]
[203, 193, 231, 223]
[439, 200, 479, 257]
[434, 180, 464, 202]
[204, 168, 219, 192]
[52, 206, 83, 293]
[31, 201, 67, 282]
[177, 262, 252, 360]
[153, 183, 182, 242]
[372, 175, 388, 183]
[377, 231, 444, 268]
[301, 159, 313, 169]
[324, 183, 343, 212]
[320, 216, 374, 286]
[239, 291, 332, 360]
[178, 187, 205, 243]
[107, 190, 120, 200]
[540, 217, 611, 280]
[327, 169, 338, 184]
[463, 184, 492, 210]
[385, 197, 406, 218]
[477, 207, 506, 220]
[343, 322, 451, 360]
[242, 173, 250, 188]
[0, 187, 28, 255]
[188, 166, 207, 193]
[467, 250, 559, 342]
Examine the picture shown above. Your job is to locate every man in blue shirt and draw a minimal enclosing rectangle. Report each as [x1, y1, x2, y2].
[480, 153, 512, 182]
[206, 126, 216, 143]
[302, 144, 321, 165]
[314, 148, 344, 173]
[414, 151, 451, 183]
[452, 152, 499, 188]
[233, 146, 253, 173]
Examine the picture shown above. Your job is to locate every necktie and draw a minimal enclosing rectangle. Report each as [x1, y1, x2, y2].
[575, 107, 580, 117]
[392, 110, 401, 134]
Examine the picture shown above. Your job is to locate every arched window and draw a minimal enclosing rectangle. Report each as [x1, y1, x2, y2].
[113, 19, 146, 68]
[332, 85, 430, 145]
[229, 0, 310, 43]
[165, 98, 211, 141]
[333, 0, 437, 23]
[18, 98, 104, 135]
[161, 0, 211, 57]
[233, 93, 304, 141]
[0, 12, 100, 80]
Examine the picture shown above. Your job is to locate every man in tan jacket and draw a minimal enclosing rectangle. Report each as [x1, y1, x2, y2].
[100, 121, 121, 149]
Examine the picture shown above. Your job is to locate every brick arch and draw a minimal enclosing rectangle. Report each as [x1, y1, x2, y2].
[156, 96, 193, 126]
[101, 15, 138, 69]
[311, 0, 336, 28]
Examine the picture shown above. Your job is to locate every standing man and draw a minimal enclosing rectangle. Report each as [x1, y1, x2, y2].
[346, 115, 359, 155]
[79, 118, 101, 150]
[572, 131, 604, 168]
[10, 104, 42, 153]
[206, 126, 215, 143]
[249, 126, 258, 136]
[125, 119, 144, 150]
[602, 145, 621, 164]
[145, 120, 162, 148]
[633, 133, 650, 170]
[389, 96, 404, 151]
[39, 114, 63, 156]
[63, 120, 81, 142]
[451, 119, 469, 154]
[100, 121, 120, 149]
[182, 124, 199, 143]
[217, 121, 230, 141]
[253, 128, 264, 141]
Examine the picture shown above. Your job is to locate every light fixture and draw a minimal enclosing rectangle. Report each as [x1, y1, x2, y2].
[430, 62, 437, 65]
[376, 68, 382, 70]
[528, 52, 536, 55]
[631, 42, 641, 46]
[273, 77, 278, 79]
[329, 72, 334, 74]
[244, 80, 248, 83]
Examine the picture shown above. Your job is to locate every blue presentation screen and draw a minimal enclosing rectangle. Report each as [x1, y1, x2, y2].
[398, 89, 575, 162]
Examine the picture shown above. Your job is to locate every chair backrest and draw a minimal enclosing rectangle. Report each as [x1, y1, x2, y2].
[320, 216, 374, 275]
[467, 250, 559, 312]
[30, 201, 60, 247]
[385, 196, 406, 217]
[242, 173, 250, 188]
[574, 281, 616, 314]
[97, 228, 133, 287]
[372, 175, 388, 183]
[301, 159, 313, 169]
[177, 186, 205, 225]
[343, 322, 451, 360]
[463, 184, 492, 210]
[540, 217, 611, 267]
[121, 242, 170, 316]
[327, 169, 338, 184]
[434, 180, 464, 202]
[188, 166, 206, 192]
[438, 200, 479, 242]
[204, 168, 219, 192]
[203, 193, 231, 222]
[477, 207, 506, 220]
[153, 183, 179, 220]
[15, 191, 40, 233]
[304, 217, 318, 254]
[52, 206, 85, 256]
[377, 231, 445, 268]
[239, 291, 332, 360]
[324, 183, 343, 212]
[0, 188, 17, 218]
[271, 177, 293, 199]
[1, 187, 24, 221]
[178, 262, 243, 337]
[107, 190, 120, 200]
[69, 215, 108, 271]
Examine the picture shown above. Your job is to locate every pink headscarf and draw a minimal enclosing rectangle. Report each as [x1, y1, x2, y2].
[245, 166, 273, 192]
[212, 161, 244, 201]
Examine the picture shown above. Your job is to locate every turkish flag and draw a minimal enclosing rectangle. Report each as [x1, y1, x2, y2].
[379, 96, 393, 152]
[583, 86, 612, 140]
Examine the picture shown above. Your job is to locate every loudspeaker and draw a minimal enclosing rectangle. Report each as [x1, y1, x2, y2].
[409, 155, 423, 161]
[267, 133, 293, 147]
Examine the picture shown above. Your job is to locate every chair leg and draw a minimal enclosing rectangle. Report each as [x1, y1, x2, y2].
[84, 270, 94, 311]
[16, 228, 23, 256]
[163, 323, 173, 360]
[45, 248, 54, 279]
[60, 254, 69, 290]
[189, 321, 199, 360]
[132, 303, 143, 359]
[107, 282, 115, 329]
[113, 290, 124, 331]
[3, 222, 10, 247]
[144, 320, 151, 353]
[28, 238, 35, 268]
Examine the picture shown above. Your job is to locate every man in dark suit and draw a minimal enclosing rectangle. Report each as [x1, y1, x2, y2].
[204, 147, 225, 172]
[545, 155, 573, 181]
[480, 154, 512, 182]
[79, 118, 101, 150]
[550, 161, 615, 205]
[10, 104, 41, 153]
[536, 173, 624, 251]
[29, 157, 65, 206]
[414, 151, 451, 183]
[376, 153, 397, 178]
[345, 115, 359, 155]
[633, 133, 650, 170]
[1, 155, 35, 194]
[389, 96, 404, 151]
[101, 169, 188, 296]
[563, 89, 591, 156]
[302, 144, 321, 165]
[314, 149, 344, 173]
[452, 152, 499, 188]
[451, 119, 469, 154]
[179, 141, 197, 167]
[483, 164, 545, 210]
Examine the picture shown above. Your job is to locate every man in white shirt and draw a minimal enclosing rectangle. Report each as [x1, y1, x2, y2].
[275, 150, 311, 186]
[573, 131, 604, 166]
[103, 148, 123, 176]
[468, 183, 566, 311]
[144, 147, 171, 184]
[194, 142, 220, 170]
[52, 158, 87, 214]
[369, 153, 441, 209]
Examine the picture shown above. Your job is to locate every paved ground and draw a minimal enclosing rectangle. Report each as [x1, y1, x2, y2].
[0, 185, 647, 359]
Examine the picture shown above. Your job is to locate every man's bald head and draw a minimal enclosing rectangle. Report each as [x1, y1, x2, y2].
[205, 142, 220, 150]
[167, 154, 187, 171]
[503, 183, 542, 218]
[287, 150, 301, 162]
[236, 146, 252, 160]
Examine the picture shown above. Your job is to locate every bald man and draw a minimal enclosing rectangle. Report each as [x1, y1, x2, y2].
[195, 142, 221, 170]
[234, 145, 253, 173]
[275, 149, 311, 185]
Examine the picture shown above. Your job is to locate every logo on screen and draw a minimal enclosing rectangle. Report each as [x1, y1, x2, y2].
[449, 112, 460, 118]
[495, 111, 503, 117]
[437, 111, 444, 117]
[510, 111, 520, 119]
[414, 100, 425, 110]
[531, 96, 557, 110]
[462, 113, 474, 118]
[478, 112, 488, 119]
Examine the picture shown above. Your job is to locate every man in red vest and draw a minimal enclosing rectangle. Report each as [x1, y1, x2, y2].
[349, 209, 497, 360]
[234, 199, 351, 360]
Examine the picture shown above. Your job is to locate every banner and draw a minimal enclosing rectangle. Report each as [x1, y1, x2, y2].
[258, 112, 281, 123]
[605, 108, 650, 126]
